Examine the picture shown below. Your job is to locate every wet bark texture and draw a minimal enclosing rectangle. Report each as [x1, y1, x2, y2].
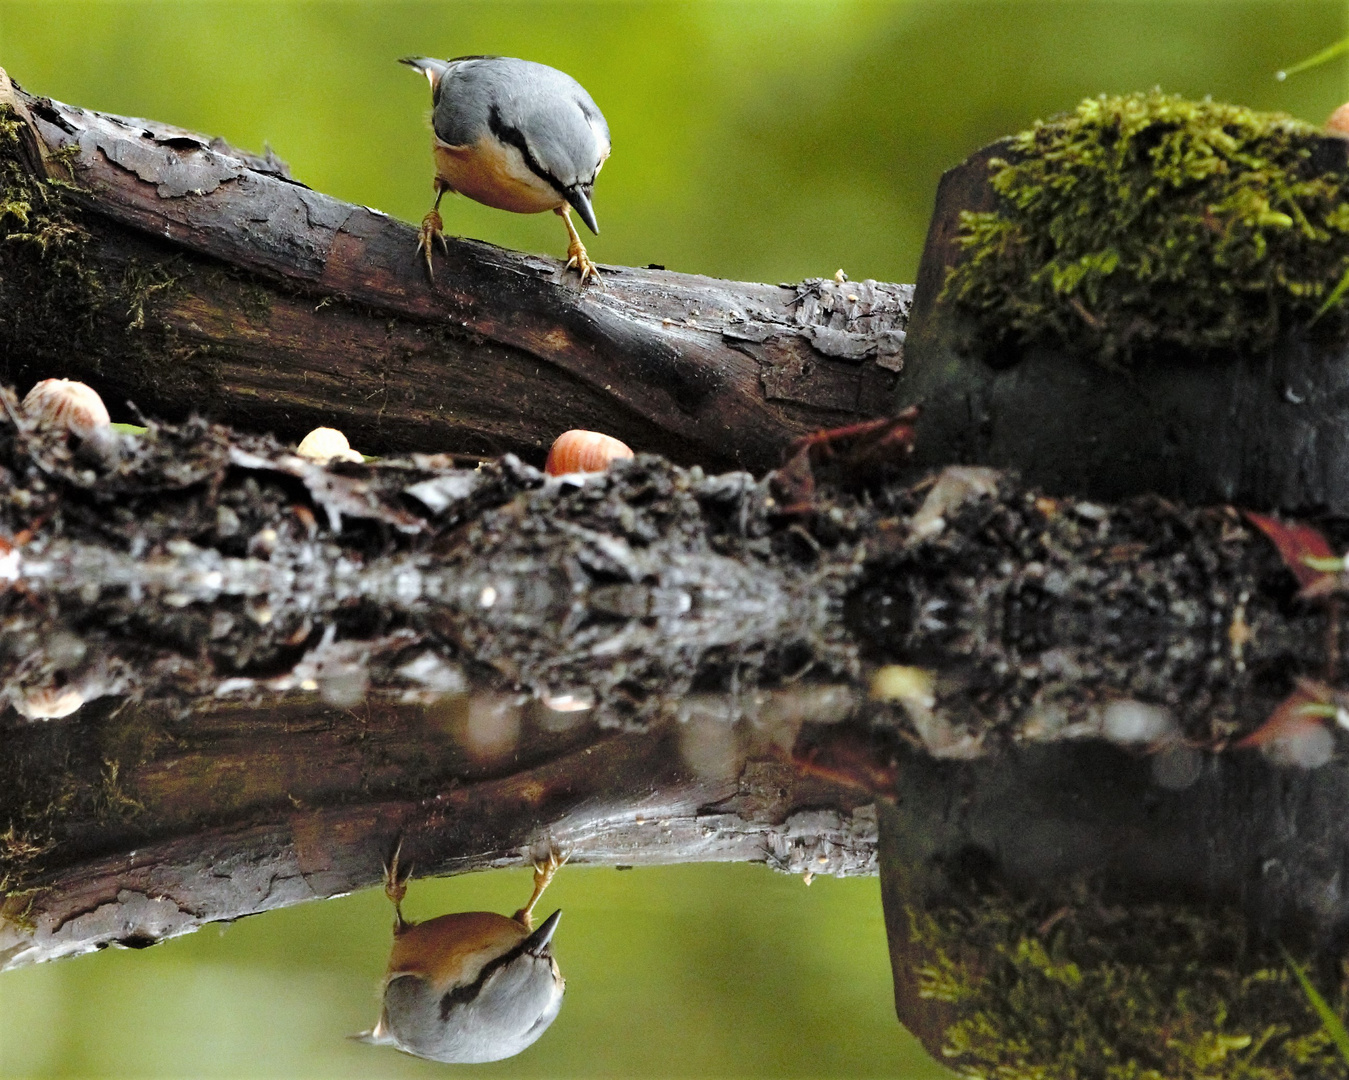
[898, 141, 1349, 515]
[0, 69, 908, 475]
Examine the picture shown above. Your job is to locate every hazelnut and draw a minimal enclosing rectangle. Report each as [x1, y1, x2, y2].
[296, 427, 363, 464]
[21, 379, 111, 435]
[544, 429, 634, 475]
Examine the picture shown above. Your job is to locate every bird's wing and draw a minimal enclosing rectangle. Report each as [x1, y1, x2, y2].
[459, 59, 610, 192]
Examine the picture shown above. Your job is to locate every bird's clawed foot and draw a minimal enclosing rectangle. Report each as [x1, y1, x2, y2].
[416, 210, 449, 281]
[384, 839, 412, 932]
[513, 843, 570, 930]
[565, 239, 602, 287]
[556, 205, 602, 287]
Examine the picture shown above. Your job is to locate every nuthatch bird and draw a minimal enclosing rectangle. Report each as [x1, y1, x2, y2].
[355, 843, 567, 1063]
[400, 55, 611, 286]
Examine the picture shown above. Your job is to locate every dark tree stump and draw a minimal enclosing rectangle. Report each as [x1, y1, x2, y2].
[898, 141, 1349, 515]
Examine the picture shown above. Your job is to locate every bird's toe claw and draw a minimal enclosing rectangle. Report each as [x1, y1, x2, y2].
[565, 243, 602, 288]
[417, 211, 446, 282]
[534, 844, 571, 877]
[383, 839, 411, 906]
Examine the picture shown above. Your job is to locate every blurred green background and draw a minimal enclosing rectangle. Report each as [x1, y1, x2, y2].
[4, 0, 1346, 286]
[0, 864, 931, 1079]
[1, 1, 1348, 1077]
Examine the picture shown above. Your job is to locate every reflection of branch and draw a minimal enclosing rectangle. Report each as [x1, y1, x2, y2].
[0, 389, 1340, 972]
[0, 705, 878, 971]
[0, 68, 908, 474]
[0, 372, 1342, 970]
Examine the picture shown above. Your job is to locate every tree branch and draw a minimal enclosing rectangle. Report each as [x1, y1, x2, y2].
[0, 67, 908, 473]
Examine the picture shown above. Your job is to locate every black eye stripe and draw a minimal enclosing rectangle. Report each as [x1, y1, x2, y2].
[438, 935, 537, 1020]
[486, 104, 577, 198]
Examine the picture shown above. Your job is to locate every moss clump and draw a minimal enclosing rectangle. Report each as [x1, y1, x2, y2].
[122, 257, 183, 331]
[0, 105, 88, 267]
[0, 103, 103, 381]
[942, 91, 1349, 364]
[909, 884, 1349, 1079]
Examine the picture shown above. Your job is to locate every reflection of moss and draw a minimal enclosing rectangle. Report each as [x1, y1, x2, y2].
[942, 91, 1349, 364]
[909, 884, 1349, 1079]
[0, 824, 51, 897]
[0, 734, 80, 902]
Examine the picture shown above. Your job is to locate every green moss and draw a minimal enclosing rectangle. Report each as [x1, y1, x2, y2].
[236, 279, 272, 324]
[908, 884, 1349, 1079]
[122, 257, 183, 331]
[0, 824, 51, 897]
[0, 102, 104, 382]
[0, 732, 81, 902]
[942, 91, 1349, 364]
[0, 105, 89, 265]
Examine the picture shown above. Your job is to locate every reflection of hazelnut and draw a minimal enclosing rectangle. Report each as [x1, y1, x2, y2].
[545, 429, 634, 475]
[869, 665, 934, 707]
[1100, 699, 1176, 745]
[1329, 103, 1349, 137]
[296, 427, 363, 464]
[13, 685, 85, 720]
[21, 379, 111, 435]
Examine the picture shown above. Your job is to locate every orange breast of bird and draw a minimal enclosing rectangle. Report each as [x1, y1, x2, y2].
[434, 138, 564, 215]
[388, 911, 529, 992]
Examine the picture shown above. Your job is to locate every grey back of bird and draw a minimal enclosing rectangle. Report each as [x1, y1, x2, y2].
[382, 949, 565, 1063]
[432, 57, 610, 198]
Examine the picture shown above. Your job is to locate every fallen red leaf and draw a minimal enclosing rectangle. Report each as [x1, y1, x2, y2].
[1242, 511, 1338, 590]
[1236, 687, 1327, 748]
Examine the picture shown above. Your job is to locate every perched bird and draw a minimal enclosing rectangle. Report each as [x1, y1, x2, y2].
[355, 843, 568, 1063]
[401, 55, 611, 285]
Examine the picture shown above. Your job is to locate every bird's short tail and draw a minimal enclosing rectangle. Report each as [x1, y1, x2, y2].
[349, 1026, 395, 1046]
[349, 1013, 396, 1046]
[399, 56, 451, 91]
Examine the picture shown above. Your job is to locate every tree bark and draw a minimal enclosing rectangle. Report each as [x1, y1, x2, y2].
[0, 68, 908, 474]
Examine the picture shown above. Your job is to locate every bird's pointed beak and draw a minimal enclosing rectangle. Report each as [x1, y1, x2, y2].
[524, 909, 562, 956]
[567, 190, 599, 235]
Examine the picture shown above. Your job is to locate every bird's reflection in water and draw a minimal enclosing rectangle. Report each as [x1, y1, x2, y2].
[355, 844, 567, 1063]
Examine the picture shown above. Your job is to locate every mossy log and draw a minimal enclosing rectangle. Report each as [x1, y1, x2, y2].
[0, 68, 908, 474]
[899, 93, 1349, 516]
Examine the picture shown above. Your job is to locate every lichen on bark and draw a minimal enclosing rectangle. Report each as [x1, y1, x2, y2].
[942, 91, 1349, 365]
